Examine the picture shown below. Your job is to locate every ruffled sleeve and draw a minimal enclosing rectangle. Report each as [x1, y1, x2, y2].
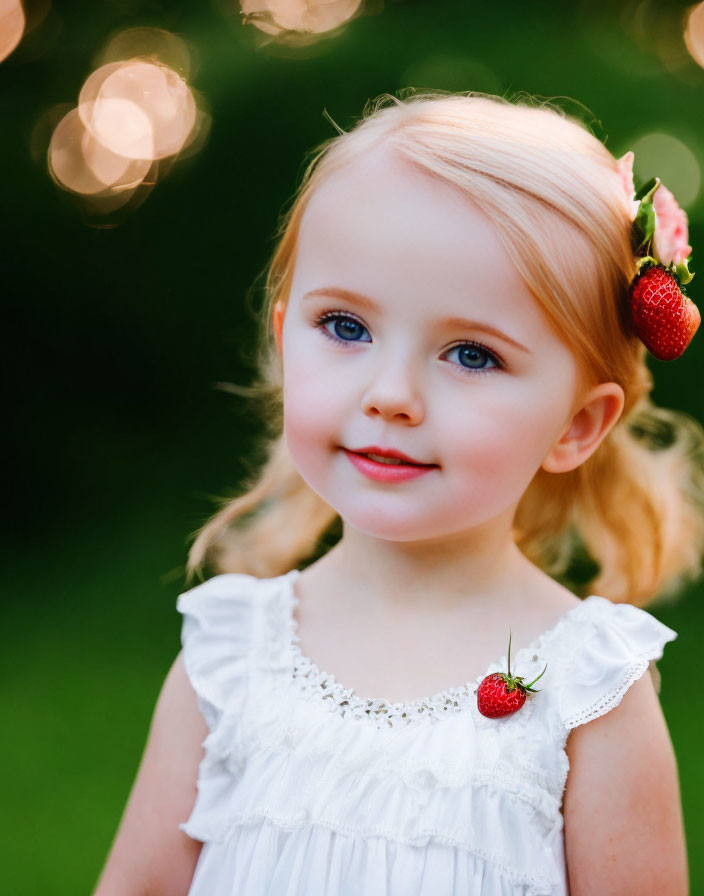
[558, 596, 677, 731]
[176, 573, 258, 841]
[176, 573, 256, 731]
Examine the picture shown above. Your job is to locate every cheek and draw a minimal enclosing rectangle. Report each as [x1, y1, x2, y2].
[444, 380, 572, 484]
[282, 350, 341, 464]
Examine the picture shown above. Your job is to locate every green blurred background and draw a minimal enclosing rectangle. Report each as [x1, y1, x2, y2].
[3, 0, 704, 891]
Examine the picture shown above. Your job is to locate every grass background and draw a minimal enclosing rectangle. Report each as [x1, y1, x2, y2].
[3, 0, 704, 891]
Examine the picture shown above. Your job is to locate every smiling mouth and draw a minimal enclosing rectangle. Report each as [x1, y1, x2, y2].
[348, 450, 437, 467]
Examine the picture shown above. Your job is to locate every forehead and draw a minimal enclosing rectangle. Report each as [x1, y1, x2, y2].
[292, 145, 546, 337]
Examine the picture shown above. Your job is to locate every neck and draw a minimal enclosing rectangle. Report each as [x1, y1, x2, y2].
[314, 516, 535, 619]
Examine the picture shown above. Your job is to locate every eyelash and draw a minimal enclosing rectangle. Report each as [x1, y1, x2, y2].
[312, 310, 505, 377]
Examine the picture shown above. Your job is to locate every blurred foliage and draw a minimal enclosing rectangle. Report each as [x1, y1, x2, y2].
[2, 0, 704, 891]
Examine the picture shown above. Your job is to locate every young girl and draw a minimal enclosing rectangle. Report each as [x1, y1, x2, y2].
[93, 91, 703, 895]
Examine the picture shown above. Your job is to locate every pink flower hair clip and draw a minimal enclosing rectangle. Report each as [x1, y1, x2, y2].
[616, 150, 700, 361]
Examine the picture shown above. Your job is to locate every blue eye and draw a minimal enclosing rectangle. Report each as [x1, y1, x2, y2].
[444, 342, 502, 376]
[312, 310, 504, 377]
[314, 311, 371, 344]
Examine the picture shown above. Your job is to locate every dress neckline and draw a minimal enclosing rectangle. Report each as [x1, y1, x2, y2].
[280, 567, 599, 722]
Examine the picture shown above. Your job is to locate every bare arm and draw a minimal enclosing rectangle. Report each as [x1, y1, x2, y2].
[563, 671, 688, 895]
[92, 651, 209, 896]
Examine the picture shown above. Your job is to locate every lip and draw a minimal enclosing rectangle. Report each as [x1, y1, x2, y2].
[343, 447, 438, 483]
[349, 445, 435, 466]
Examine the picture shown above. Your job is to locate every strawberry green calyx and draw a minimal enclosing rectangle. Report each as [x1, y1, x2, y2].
[501, 628, 548, 694]
[633, 256, 694, 296]
[675, 259, 695, 287]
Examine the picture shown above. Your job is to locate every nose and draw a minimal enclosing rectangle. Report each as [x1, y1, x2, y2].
[360, 353, 425, 424]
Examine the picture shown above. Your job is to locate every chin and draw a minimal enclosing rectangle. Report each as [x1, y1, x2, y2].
[333, 505, 449, 542]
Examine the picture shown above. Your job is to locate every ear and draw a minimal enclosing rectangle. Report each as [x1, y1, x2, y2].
[541, 382, 625, 474]
[272, 300, 286, 357]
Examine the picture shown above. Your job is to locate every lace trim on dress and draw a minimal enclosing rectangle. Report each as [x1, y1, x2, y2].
[562, 658, 650, 729]
[281, 569, 591, 730]
[290, 645, 478, 727]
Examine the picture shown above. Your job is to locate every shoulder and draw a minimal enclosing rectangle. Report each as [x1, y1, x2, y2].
[563, 671, 688, 895]
[177, 571, 266, 607]
[176, 571, 286, 629]
[552, 594, 678, 730]
[514, 579, 581, 645]
[176, 572, 290, 730]
[519, 570, 582, 628]
[176, 573, 262, 650]
[538, 582, 581, 621]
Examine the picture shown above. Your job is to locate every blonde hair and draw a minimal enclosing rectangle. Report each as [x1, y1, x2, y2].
[185, 90, 704, 608]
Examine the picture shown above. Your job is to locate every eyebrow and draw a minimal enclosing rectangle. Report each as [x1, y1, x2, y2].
[302, 287, 533, 355]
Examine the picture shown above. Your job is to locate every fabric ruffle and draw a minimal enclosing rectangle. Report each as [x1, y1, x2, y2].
[187, 817, 562, 896]
[176, 573, 266, 841]
[182, 735, 565, 892]
[556, 595, 677, 731]
[176, 574, 259, 730]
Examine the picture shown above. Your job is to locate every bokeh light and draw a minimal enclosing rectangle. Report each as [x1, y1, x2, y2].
[45, 29, 208, 223]
[579, 1, 702, 84]
[49, 107, 152, 198]
[0, 0, 25, 62]
[79, 61, 197, 160]
[241, 0, 363, 37]
[628, 131, 701, 208]
[620, 0, 692, 78]
[684, 2, 704, 69]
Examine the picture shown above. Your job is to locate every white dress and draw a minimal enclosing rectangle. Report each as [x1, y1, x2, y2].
[176, 569, 677, 896]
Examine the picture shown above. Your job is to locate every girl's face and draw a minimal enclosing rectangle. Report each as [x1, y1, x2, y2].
[276, 146, 585, 545]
